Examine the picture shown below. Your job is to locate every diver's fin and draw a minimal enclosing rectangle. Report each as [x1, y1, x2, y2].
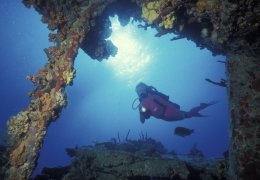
[192, 112, 205, 117]
[201, 101, 218, 107]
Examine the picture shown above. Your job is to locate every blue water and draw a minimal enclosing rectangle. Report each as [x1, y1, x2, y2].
[0, 1, 228, 176]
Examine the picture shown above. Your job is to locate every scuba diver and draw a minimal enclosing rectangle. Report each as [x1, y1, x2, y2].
[134, 82, 217, 124]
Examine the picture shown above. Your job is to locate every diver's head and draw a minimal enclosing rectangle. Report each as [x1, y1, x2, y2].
[135, 82, 148, 98]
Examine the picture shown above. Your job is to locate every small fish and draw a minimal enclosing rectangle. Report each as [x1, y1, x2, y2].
[174, 127, 194, 137]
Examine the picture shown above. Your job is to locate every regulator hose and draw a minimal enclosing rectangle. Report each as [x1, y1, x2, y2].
[132, 97, 140, 110]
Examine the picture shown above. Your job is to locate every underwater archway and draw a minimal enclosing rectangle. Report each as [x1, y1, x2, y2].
[2, 0, 259, 179]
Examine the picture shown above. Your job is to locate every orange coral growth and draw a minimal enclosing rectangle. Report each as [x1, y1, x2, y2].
[47, 11, 67, 30]
[39, 93, 53, 113]
[46, 46, 63, 59]
[10, 141, 26, 166]
[33, 89, 42, 97]
[63, 33, 81, 62]
[26, 75, 37, 84]
[54, 49, 63, 59]
[38, 69, 47, 77]
[48, 33, 56, 42]
[48, 46, 58, 54]
[55, 12, 66, 24]
[54, 78, 65, 92]
[36, 118, 46, 130]
[48, 21, 59, 30]
[196, 0, 207, 13]
[58, 27, 67, 41]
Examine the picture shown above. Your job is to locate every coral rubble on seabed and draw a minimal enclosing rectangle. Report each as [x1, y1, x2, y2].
[34, 138, 227, 180]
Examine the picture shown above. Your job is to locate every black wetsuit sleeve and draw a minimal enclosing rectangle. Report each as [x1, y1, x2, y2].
[140, 112, 145, 123]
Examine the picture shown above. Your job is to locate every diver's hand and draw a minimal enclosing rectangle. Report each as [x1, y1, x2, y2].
[140, 113, 145, 124]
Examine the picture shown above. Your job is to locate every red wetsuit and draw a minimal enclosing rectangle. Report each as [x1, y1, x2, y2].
[139, 94, 184, 123]
[136, 83, 215, 124]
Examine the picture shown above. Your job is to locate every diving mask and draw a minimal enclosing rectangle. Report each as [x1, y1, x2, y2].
[135, 82, 148, 97]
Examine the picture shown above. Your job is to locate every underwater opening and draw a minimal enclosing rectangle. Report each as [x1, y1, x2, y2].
[33, 15, 229, 175]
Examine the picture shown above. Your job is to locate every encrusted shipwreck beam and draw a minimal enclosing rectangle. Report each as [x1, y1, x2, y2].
[4, 0, 116, 179]
[227, 54, 260, 179]
[136, 1, 260, 179]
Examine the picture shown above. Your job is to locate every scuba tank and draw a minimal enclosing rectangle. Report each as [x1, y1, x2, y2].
[147, 86, 169, 101]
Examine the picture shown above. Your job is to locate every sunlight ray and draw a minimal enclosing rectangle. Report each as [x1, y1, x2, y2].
[107, 16, 153, 86]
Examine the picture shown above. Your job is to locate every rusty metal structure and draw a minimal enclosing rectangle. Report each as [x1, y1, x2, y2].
[2, 0, 259, 179]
